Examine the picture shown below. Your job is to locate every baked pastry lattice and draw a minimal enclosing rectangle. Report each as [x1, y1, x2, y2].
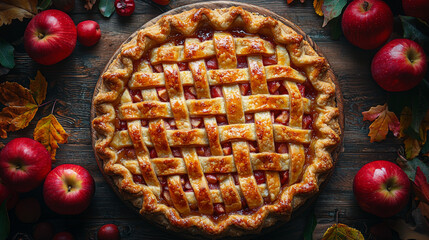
[92, 6, 341, 236]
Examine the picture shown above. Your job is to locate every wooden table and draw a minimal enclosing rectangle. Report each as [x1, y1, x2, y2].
[1, 0, 400, 239]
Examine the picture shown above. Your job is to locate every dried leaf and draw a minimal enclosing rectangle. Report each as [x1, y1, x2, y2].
[322, 0, 347, 27]
[322, 223, 364, 240]
[83, 0, 96, 10]
[313, 0, 324, 16]
[0, 82, 38, 138]
[414, 167, 429, 204]
[396, 157, 429, 182]
[388, 219, 429, 240]
[34, 114, 68, 160]
[0, 0, 38, 26]
[29, 70, 47, 105]
[363, 104, 400, 142]
[405, 137, 422, 159]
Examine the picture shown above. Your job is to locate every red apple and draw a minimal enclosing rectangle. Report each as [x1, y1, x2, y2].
[15, 197, 41, 223]
[24, 10, 77, 65]
[53, 232, 74, 240]
[43, 164, 95, 215]
[402, 0, 429, 22]
[371, 39, 427, 92]
[98, 224, 121, 240]
[353, 160, 410, 218]
[0, 138, 51, 192]
[77, 20, 101, 47]
[342, 0, 393, 49]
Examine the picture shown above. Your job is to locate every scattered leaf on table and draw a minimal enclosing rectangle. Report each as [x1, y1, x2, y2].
[0, 82, 38, 138]
[322, 223, 364, 240]
[0, 0, 38, 26]
[313, 0, 324, 16]
[400, 15, 429, 52]
[362, 104, 400, 142]
[396, 157, 429, 182]
[99, 0, 115, 18]
[0, 38, 14, 69]
[321, 0, 347, 27]
[404, 137, 422, 159]
[29, 70, 47, 105]
[83, 0, 96, 10]
[34, 114, 68, 160]
[388, 219, 429, 240]
[413, 167, 429, 204]
[0, 201, 10, 240]
[303, 212, 317, 240]
[287, 0, 295, 4]
[37, 0, 52, 11]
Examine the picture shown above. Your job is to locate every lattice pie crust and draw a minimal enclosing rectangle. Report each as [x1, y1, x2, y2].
[92, 7, 341, 236]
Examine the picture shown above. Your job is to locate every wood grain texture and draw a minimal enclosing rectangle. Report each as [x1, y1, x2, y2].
[0, 0, 398, 239]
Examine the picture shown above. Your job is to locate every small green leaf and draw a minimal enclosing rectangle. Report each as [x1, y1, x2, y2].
[303, 212, 317, 240]
[398, 158, 429, 181]
[322, 0, 347, 27]
[0, 39, 15, 69]
[400, 15, 429, 52]
[0, 201, 10, 240]
[37, 0, 52, 10]
[99, 0, 115, 18]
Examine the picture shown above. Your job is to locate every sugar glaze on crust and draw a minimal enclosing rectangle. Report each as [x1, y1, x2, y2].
[92, 7, 341, 236]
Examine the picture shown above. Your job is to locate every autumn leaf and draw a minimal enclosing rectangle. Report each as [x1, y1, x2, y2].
[413, 167, 429, 204]
[362, 104, 400, 142]
[34, 114, 68, 160]
[313, 0, 324, 16]
[0, 0, 38, 26]
[30, 70, 47, 105]
[322, 0, 347, 27]
[322, 223, 364, 240]
[404, 137, 422, 159]
[0, 142, 4, 149]
[83, 0, 97, 10]
[388, 219, 429, 240]
[0, 82, 38, 138]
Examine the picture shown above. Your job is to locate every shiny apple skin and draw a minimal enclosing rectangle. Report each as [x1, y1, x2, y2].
[98, 224, 121, 240]
[371, 39, 427, 92]
[43, 164, 95, 215]
[353, 160, 410, 218]
[0, 138, 51, 193]
[342, 0, 393, 49]
[77, 20, 101, 47]
[402, 0, 429, 22]
[24, 10, 77, 65]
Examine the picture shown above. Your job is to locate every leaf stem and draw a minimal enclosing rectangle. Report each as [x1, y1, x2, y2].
[38, 100, 54, 108]
[51, 99, 58, 115]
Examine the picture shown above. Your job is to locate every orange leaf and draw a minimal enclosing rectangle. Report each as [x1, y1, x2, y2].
[33, 114, 69, 160]
[83, 0, 97, 10]
[362, 104, 400, 142]
[30, 70, 47, 105]
[33, 114, 68, 160]
[0, 82, 38, 138]
[314, 0, 324, 16]
[287, 0, 295, 4]
[0, 0, 37, 26]
[322, 223, 364, 240]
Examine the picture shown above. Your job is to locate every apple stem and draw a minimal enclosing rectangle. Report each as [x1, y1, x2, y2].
[37, 32, 45, 40]
[68, 185, 72, 192]
[362, 1, 369, 11]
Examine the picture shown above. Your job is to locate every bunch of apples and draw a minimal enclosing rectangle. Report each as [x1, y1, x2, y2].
[342, 0, 428, 92]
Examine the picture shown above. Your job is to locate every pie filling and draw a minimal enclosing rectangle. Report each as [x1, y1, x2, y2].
[110, 27, 319, 220]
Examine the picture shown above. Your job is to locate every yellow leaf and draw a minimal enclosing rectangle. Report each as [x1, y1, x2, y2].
[322, 223, 364, 240]
[84, 0, 97, 10]
[30, 70, 47, 105]
[404, 137, 421, 159]
[362, 104, 400, 142]
[0, 0, 37, 26]
[314, 0, 324, 16]
[0, 82, 38, 138]
[34, 114, 69, 160]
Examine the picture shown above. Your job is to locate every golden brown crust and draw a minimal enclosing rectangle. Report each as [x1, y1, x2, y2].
[92, 7, 341, 236]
